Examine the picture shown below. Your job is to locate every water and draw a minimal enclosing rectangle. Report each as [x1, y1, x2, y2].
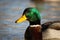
[0, 0, 31, 40]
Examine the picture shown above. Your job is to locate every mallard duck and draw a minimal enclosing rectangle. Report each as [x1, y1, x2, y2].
[15, 8, 42, 40]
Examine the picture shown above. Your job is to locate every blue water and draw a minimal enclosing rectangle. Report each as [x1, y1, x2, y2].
[0, 0, 30, 40]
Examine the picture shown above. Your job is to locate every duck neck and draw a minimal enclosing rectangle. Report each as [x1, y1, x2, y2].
[29, 19, 41, 25]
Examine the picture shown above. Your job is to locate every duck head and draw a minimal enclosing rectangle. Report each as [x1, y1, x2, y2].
[15, 8, 41, 25]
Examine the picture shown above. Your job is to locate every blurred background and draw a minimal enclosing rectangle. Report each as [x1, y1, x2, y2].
[0, 0, 60, 40]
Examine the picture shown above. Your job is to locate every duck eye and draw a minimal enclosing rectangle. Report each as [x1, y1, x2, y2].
[26, 10, 30, 13]
[25, 13, 30, 18]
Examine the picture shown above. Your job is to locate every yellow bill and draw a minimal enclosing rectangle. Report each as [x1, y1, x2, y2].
[15, 15, 27, 23]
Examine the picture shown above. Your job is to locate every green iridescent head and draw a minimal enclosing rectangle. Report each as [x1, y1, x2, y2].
[23, 8, 41, 22]
[15, 7, 41, 23]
